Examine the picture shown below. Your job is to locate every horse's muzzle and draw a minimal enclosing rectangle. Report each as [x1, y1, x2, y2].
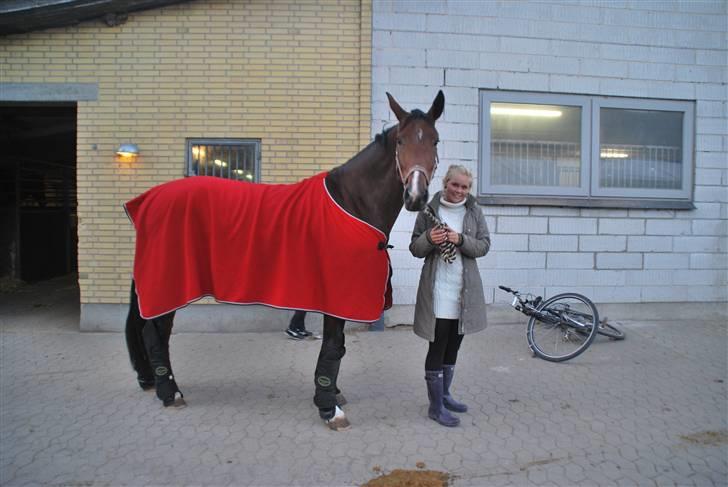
[403, 170, 429, 211]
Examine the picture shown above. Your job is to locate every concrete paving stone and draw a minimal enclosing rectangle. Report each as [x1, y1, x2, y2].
[563, 462, 588, 483]
[702, 450, 728, 473]
[2, 283, 727, 487]
[526, 467, 549, 484]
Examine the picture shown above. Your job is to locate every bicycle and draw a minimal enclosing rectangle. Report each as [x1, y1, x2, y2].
[499, 285, 625, 362]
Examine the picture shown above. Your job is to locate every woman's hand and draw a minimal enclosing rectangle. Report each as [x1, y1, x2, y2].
[444, 230, 461, 245]
[429, 227, 448, 245]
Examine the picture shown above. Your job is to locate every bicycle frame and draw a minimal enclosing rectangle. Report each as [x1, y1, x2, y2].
[509, 292, 591, 332]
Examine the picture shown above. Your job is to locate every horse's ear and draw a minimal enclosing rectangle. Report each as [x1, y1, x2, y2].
[427, 90, 445, 121]
[386, 92, 409, 122]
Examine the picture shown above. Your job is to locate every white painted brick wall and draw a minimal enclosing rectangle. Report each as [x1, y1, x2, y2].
[547, 252, 594, 269]
[646, 219, 692, 236]
[549, 218, 597, 235]
[529, 235, 579, 252]
[498, 217, 548, 234]
[597, 253, 643, 269]
[644, 253, 689, 269]
[579, 235, 627, 252]
[599, 219, 645, 235]
[627, 236, 673, 252]
[373, 0, 728, 305]
[691, 253, 728, 269]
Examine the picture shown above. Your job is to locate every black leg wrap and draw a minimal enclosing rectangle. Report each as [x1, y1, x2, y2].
[314, 367, 340, 412]
[142, 317, 181, 405]
[313, 345, 345, 412]
[314, 316, 347, 418]
[318, 407, 336, 420]
[137, 376, 155, 391]
[126, 282, 155, 391]
[155, 370, 182, 407]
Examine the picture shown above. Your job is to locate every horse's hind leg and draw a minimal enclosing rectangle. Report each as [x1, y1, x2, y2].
[142, 311, 185, 408]
[314, 315, 350, 430]
[125, 281, 154, 391]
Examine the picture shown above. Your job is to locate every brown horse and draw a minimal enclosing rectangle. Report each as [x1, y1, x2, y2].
[124, 91, 444, 430]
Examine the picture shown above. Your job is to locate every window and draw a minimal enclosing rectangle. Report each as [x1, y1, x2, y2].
[186, 138, 260, 182]
[479, 91, 694, 208]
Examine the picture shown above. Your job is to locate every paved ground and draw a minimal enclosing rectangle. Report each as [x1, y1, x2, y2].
[1, 276, 726, 486]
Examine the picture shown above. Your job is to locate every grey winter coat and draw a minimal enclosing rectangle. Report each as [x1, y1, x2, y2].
[409, 192, 491, 342]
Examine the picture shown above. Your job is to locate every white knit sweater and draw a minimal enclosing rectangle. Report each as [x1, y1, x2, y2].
[432, 197, 466, 319]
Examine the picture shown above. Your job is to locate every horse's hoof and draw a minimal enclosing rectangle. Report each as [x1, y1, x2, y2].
[335, 393, 347, 406]
[324, 406, 351, 431]
[163, 393, 186, 408]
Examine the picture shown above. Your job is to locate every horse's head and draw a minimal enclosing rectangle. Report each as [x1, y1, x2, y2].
[387, 90, 444, 211]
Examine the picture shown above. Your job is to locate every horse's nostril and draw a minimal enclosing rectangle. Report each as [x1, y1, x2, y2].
[404, 194, 426, 212]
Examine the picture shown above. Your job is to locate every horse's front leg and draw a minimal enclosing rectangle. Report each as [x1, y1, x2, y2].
[142, 311, 186, 408]
[314, 315, 350, 431]
[125, 281, 154, 391]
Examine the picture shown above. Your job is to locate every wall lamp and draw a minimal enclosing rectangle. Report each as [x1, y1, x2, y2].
[116, 143, 140, 158]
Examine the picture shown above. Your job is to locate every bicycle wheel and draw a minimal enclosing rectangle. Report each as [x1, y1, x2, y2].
[527, 293, 599, 362]
[598, 321, 625, 340]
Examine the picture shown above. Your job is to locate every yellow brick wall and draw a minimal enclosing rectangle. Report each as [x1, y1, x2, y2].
[0, 0, 372, 305]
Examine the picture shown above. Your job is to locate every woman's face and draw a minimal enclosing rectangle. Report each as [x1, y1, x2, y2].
[443, 172, 472, 203]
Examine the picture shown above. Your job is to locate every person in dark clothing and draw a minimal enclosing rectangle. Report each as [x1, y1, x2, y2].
[285, 310, 313, 339]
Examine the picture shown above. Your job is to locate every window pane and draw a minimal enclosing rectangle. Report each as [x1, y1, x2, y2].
[189, 141, 257, 181]
[599, 108, 682, 190]
[490, 102, 582, 188]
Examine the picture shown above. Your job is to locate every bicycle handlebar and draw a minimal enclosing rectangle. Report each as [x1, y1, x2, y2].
[498, 285, 515, 294]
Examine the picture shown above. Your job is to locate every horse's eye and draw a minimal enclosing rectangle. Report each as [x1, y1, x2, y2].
[396, 138, 403, 146]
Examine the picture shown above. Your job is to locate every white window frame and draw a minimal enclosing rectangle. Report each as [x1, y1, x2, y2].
[479, 90, 695, 209]
[591, 97, 694, 201]
[481, 91, 591, 198]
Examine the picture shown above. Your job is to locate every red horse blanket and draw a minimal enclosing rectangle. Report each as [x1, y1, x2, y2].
[125, 172, 391, 322]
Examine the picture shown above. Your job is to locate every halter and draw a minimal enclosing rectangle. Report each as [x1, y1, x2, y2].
[394, 128, 439, 186]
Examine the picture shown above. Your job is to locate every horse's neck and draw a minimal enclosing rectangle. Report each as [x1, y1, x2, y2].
[326, 136, 403, 237]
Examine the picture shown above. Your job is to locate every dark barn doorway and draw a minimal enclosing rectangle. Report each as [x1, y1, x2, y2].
[0, 103, 78, 284]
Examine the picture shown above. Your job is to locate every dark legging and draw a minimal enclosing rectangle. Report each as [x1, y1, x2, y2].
[425, 318, 464, 370]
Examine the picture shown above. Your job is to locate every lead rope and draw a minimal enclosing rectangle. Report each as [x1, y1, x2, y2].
[423, 206, 456, 264]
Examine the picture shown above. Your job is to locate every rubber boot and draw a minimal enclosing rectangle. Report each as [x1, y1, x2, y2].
[425, 370, 460, 427]
[442, 364, 468, 413]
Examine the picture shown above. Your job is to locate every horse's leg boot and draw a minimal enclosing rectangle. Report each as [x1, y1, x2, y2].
[125, 285, 154, 391]
[314, 346, 345, 419]
[142, 320, 185, 407]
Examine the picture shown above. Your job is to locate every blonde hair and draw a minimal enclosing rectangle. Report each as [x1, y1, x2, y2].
[442, 164, 473, 189]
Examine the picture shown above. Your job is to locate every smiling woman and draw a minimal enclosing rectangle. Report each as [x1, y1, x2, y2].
[409, 163, 491, 428]
[442, 166, 472, 205]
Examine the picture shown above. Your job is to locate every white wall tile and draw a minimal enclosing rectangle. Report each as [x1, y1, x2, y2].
[547, 252, 594, 269]
[597, 253, 643, 269]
